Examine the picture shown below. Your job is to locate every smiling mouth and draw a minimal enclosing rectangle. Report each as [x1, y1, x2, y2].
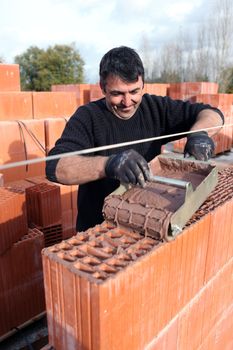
[115, 105, 133, 112]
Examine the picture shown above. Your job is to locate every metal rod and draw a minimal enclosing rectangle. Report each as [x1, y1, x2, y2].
[151, 175, 190, 189]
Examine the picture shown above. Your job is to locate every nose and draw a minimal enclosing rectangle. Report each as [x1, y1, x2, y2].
[121, 93, 132, 107]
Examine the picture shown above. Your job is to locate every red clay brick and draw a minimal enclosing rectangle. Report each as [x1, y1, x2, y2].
[169, 82, 219, 100]
[51, 83, 90, 105]
[0, 64, 21, 92]
[0, 228, 45, 337]
[0, 187, 28, 255]
[89, 84, 104, 101]
[42, 168, 233, 350]
[0, 92, 33, 120]
[32, 91, 78, 118]
[0, 173, 3, 186]
[44, 117, 69, 155]
[0, 120, 46, 182]
[143, 83, 169, 96]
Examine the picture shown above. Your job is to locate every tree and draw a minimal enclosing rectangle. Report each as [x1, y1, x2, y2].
[14, 43, 84, 91]
[225, 67, 233, 93]
[206, 0, 233, 91]
[138, 0, 233, 91]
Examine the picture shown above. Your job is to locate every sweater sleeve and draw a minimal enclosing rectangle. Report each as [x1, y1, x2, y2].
[45, 106, 95, 182]
[148, 95, 224, 142]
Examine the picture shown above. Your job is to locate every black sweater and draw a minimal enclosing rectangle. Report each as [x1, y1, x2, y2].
[46, 94, 223, 231]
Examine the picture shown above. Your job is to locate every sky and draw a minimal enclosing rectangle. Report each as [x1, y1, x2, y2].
[0, 0, 214, 82]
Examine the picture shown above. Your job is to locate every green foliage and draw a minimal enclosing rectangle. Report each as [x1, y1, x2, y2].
[223, 67, 233, 93]
[14, 43, 84, 91]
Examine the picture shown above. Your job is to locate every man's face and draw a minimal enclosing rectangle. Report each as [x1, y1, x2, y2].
[102, 75, 144, 120]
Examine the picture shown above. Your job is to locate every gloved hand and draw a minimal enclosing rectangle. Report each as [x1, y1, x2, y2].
[105, 149, 151, 187]
[184, 131, 215, 161]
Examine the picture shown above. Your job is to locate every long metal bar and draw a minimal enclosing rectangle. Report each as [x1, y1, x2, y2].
[150, 175, 190, 189]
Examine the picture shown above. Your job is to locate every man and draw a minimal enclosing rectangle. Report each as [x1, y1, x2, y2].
[46, 46, 224, 232]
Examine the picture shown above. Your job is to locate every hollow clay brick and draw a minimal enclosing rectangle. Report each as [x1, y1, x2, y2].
[25, 175, 78, 239]
[177, 257, 233, 350]
[44, 117, 69, 155]
[89, 84, 104, 101]
[0, 173, 3, 186]
[168, 82, 219, 100]
[0, 92, 33, 120]
[0, 187, 28, 255]
[143, 83, 169, 96]
[25, 183, 62, 228]
[0, 228, 45, 337]
[198, 304, 233, 350]
[145, 317, 178, 350]
[0, 120, 46, 182]
[51, 83, 90, 105]
[42, 168, 233, 350]
[0, 64, 21, 92]
[32, 91, 78, 118]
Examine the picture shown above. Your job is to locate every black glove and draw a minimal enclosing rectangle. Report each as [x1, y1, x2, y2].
[105, 149, 151, 187]
[184, 131, 215, 161]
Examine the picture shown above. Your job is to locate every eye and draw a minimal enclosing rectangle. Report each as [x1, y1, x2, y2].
[130, 89, 140, 95]
[110, 91, 121, 97]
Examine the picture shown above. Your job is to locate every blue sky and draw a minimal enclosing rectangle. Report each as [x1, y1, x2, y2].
[0, 0, 213, 82]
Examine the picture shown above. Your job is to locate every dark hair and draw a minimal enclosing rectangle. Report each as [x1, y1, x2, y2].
[99, 46, 144, 91]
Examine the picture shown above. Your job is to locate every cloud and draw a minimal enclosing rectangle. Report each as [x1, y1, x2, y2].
[0, 0, 207, 82]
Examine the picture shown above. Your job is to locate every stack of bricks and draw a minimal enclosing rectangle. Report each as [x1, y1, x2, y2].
[32, 91, 77, 119]
[44, 117, 78, 238]
[0, 64, 79, 121]
[42, 166, 233, 350]
[25, 182, 63, 247]
[52, 83, 91, 106]
[143, 83, 169, 96]
[0, 186, 45, 337]
[0, 119, 46, 182]
[27, 176, 77, 240]
[168, 82, 219, 101]
[189, 94, 233, 154]
[168, 84, 233, 155]
[0, 187, 28, 255]
[89, 84, 104, 101]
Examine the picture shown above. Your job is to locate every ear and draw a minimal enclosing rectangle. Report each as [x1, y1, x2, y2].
[99, 81, 106, 94]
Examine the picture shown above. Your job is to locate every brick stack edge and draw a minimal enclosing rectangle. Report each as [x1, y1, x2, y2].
[0, 180, 71, 337]
[42, 167, 233, 350]
[25, 183, 63, 246]
[0, 228, 45, 337]
[0, 187, 28, 255]
[0, 185, 46, 337]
